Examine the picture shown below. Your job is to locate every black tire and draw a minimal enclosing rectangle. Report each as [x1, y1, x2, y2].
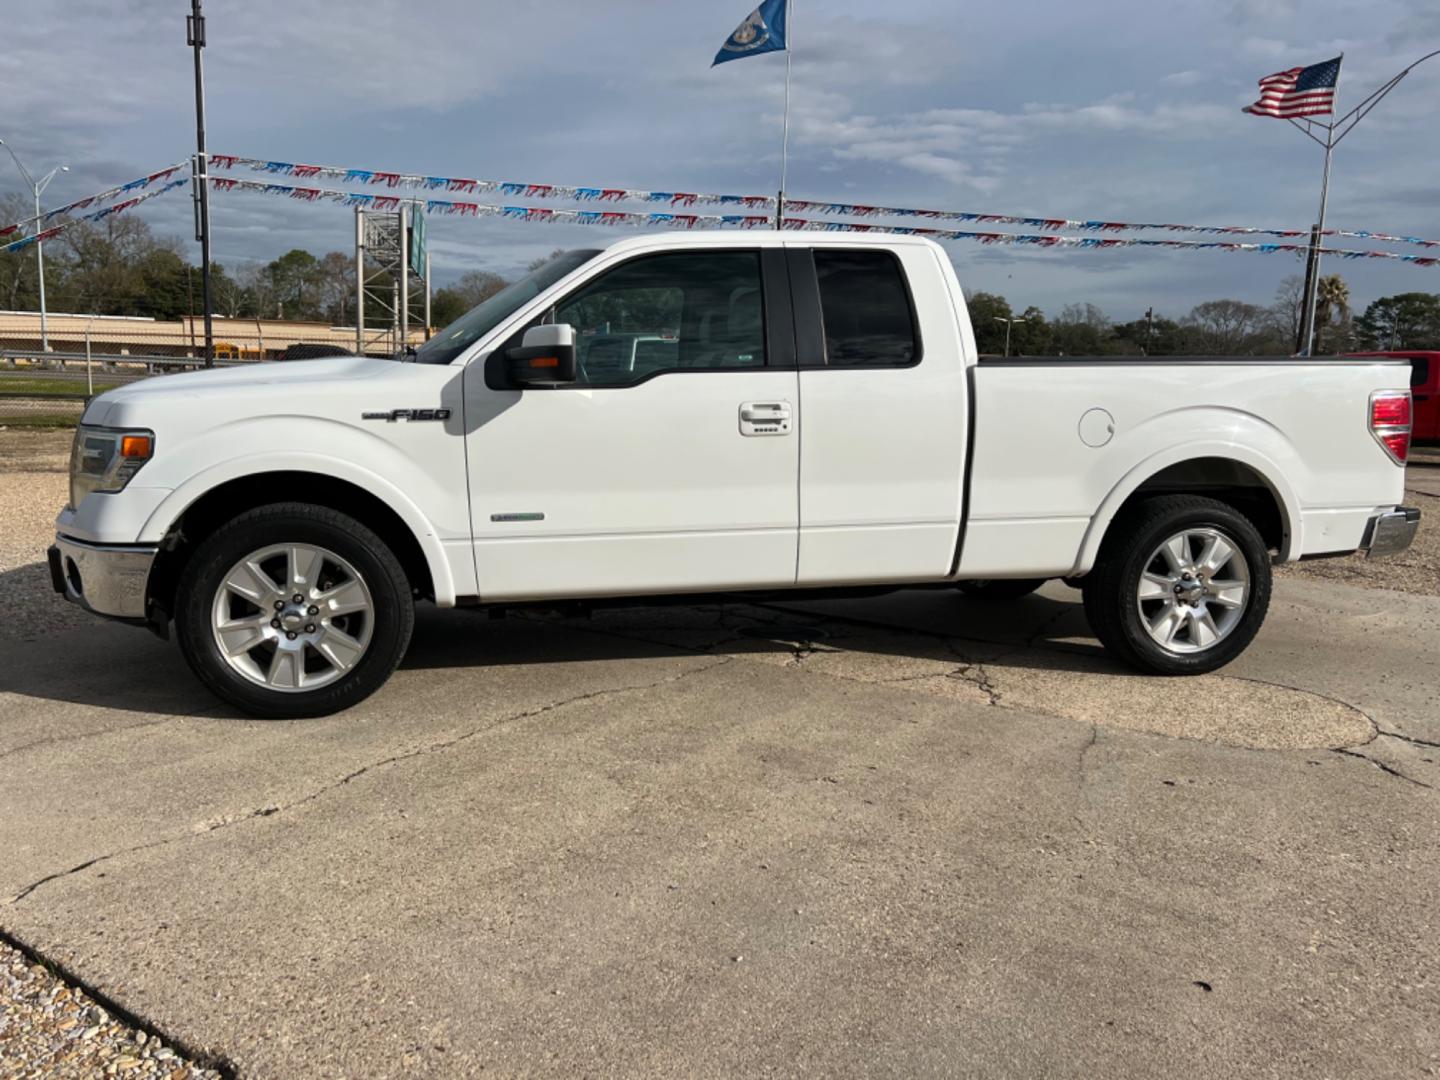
[1082, 495, 1271, 675]
[175, 502, 414, 718]
[956, 578, 1048, 601]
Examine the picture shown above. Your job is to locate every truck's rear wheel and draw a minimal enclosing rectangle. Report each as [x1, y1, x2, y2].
[956, 578, 1047, 601]
[1082, 495, 1271, 675]
[175, 503, 414, 718]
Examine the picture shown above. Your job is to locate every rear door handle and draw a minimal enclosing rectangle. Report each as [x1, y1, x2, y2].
[739, 400, 792, 436]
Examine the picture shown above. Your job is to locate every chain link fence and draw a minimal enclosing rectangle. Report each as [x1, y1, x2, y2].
[0, 310, 422, 428]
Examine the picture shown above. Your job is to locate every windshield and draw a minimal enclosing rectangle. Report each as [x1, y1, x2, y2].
[413, 248, 602, 365]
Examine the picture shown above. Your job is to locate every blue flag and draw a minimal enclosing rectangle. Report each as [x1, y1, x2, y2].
[713, 0, 788, 66]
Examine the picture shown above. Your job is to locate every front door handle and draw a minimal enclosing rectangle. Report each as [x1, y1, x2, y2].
[739, 401, 792, 436]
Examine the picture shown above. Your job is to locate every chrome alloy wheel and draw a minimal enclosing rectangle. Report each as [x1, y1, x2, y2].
[1135, 527, 1251, 654]
[210, 543, 374, 693]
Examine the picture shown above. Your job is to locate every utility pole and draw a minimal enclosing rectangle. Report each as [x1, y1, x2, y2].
[187, 0, 215, 367]
[1389, 313, 1404, 351]
[0, 139, 67, 354]
[1145, 306, 1154, 355]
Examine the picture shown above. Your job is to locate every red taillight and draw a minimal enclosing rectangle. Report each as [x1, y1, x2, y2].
[1378, 431, 1410, 463]
[1370, 390, 1412, 465]
[1371, 393, 1412, 428]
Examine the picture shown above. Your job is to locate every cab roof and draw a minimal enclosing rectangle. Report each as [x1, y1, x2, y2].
[594, 229, 947, 257]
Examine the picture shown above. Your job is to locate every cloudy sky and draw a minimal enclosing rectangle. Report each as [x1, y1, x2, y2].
[3, 0, 1437, 321]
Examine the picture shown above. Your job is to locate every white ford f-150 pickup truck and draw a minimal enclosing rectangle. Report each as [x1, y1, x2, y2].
[50, 232, 1420, 717]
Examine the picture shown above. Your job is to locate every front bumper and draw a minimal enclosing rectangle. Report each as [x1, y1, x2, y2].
[1361, 506, 1421, 560]
[48, 534, 158, 619]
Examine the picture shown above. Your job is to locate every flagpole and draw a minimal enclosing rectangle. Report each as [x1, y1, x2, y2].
[776, 0, 793, 230]
[1299, 55, 1341, 357]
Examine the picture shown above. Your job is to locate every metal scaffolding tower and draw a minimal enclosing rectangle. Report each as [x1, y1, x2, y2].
[354, 206, 430, 357]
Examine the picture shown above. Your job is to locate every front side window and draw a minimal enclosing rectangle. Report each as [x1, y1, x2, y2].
[414, 248, 601, 365]
[813, 249, 919, 367]
[553, 251, 765, 387]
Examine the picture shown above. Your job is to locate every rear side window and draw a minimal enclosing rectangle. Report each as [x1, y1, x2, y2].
[1412, 358, 1429, 388]
[813, 250, 919, 367]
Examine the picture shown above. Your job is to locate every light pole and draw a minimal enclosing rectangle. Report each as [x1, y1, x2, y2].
[0, 139, 67, 354]
[1283, 49, 1440, 356]
[993, 316, 1027, 357]
[187, 0, 215, 367]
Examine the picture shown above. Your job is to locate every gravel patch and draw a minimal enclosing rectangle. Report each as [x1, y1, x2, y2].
[0, 472, 89, 642]
[0, 940, 218, 1079]
[1276, 476, 1440, 598]
[0, 429, 73, 473]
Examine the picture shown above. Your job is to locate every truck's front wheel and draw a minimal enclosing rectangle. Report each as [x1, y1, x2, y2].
[1082, 495, 1271, 675]
[175, 503, 414, 718]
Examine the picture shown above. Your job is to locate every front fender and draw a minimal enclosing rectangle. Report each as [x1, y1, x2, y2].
[138, 450, 463, 607]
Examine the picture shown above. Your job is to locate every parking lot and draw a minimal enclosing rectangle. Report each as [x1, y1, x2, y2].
[2, 432, 1438, 1078]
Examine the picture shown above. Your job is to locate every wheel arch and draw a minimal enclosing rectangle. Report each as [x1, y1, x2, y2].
[1073, 445, 1300, 576]
[143, 462, 456, 623]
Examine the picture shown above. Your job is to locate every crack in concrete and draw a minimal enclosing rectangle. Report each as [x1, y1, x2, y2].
[1331, 748, 1435, 791]
[1376, 728, 1440, 750]
[1076, 724, 1101, 803]
[0, 709, 223, 764]
[953, 662, 1002, 706]
[1217, 674, 1381, 748]
[783, 640, 821, 667]
[4, 658, 732, 906]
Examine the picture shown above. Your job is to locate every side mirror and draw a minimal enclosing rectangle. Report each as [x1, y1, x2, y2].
[506, 324, 577, 387]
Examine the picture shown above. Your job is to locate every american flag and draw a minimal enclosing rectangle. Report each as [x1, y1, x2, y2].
[1242, 56, 1342, 118]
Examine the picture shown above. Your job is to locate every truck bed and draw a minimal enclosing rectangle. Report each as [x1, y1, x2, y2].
[962, 355, 1411, 577]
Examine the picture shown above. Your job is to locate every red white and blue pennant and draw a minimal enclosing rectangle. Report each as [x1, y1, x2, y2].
[1, 179, 189, 255]
[208, 153, 1440, 250]
[0, 163, 188, 241]
[207, 176, 1440, 269]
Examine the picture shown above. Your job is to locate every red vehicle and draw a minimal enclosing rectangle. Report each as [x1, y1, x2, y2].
[1347, 352, 1439, 443]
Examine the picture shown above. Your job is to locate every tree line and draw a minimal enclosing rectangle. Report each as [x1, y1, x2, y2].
[969, 274, 1440, 356]
[3, 192, 1437, 354]
[0, 192, 510, 328]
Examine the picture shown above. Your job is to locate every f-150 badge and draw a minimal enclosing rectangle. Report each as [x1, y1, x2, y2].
[361, 408, 452, 422]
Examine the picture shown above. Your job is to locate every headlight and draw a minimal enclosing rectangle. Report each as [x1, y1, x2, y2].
[68, 425, 155, 508]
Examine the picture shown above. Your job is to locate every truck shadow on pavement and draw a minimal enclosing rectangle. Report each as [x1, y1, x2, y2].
[2, 573, 1375, 751]
[1, 574, 1090, 714]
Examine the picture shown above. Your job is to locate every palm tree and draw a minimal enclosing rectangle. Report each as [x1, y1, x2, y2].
[1313, 274, 1352, 354]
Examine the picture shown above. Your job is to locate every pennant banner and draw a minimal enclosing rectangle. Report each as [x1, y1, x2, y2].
[209, 153, 1440, 250]
[1, 179, 189, 255]
[209, 176, 1440, 269]
[209, 154, 771, 210]
[0, 162, 188, 240]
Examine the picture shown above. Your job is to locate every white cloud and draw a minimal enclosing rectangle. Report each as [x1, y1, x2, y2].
[1229, 0, 1296, 23]
[1162, 70, 1206, 87]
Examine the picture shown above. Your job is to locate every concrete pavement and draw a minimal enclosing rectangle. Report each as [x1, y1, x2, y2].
[2, 576, 1438, 1078]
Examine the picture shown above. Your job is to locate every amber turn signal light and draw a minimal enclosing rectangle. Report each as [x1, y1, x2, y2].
[119, 434, 154, 459]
